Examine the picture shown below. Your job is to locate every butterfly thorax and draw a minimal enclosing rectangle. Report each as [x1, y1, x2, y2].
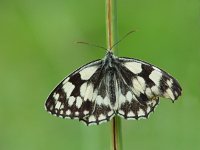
[103, 51, 117, 67]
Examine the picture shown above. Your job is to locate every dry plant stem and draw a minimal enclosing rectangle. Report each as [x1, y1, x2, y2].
[106, 0, 118, 51]
[106, 0, 122, 150]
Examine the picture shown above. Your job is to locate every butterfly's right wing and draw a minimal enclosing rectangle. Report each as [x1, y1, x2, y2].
[116, 57, 182, 119]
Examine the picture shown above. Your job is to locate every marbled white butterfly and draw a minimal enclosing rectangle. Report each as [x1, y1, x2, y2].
[45, 47, 182, 126]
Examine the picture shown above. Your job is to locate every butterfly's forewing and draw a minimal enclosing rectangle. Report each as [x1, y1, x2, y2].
[116, 57, 182, 119]
[45, 59, 114, 125]
[79, 75, 115, 125]
[119, 57, 182, 100]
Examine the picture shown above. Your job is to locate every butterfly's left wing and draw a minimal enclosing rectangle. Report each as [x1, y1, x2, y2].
[45, 59, 114, 125]
[116, 57, 182, 119]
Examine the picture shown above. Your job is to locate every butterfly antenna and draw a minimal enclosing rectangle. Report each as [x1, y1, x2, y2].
[77, 41, 107, 51]
[110, 30, 136, 50]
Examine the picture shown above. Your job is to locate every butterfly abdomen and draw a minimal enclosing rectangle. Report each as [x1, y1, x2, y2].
[105, 67, 117, 109]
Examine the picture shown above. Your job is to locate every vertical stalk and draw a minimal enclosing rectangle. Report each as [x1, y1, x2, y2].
[106, 0, 118, 51]
[106, 0, 122, 150]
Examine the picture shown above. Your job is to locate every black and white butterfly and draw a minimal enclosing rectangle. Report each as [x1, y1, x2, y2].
[45, 49, 182, 126]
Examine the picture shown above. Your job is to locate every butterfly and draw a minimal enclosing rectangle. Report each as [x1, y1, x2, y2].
[45, 47, 182, 126]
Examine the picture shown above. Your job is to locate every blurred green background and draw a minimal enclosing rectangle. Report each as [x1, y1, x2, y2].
[0, 0, 200, 150]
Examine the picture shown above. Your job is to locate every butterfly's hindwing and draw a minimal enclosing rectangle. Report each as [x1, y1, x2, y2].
[116, 68, 159, 119]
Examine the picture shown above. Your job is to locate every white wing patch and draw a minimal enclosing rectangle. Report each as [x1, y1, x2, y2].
[124, 62, 142, 74]
[62, 82, 75, 98]
[79, 66, 98, 80]
[84, 83, 94, 101]
[126, 91, 132, 102]
[68, 96, 75, 106]
[55, 101, 61, 109]
[137, 76, 146, 90]
[149, 70, 162, 85]
[53, 93, 59, 101]
[75, 96, 82, 108]
[103, 96, 110, 106]
[132, 78, 144, 94]
[80, 82, 87, 97]
[96, 95, 103, 105]
[166, 88, 175, 100]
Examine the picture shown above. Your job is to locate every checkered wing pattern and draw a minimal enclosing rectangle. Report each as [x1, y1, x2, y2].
[45, 54, 182, 126]
[45, 60, 114, 125]
[116, 57, 181, 119]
